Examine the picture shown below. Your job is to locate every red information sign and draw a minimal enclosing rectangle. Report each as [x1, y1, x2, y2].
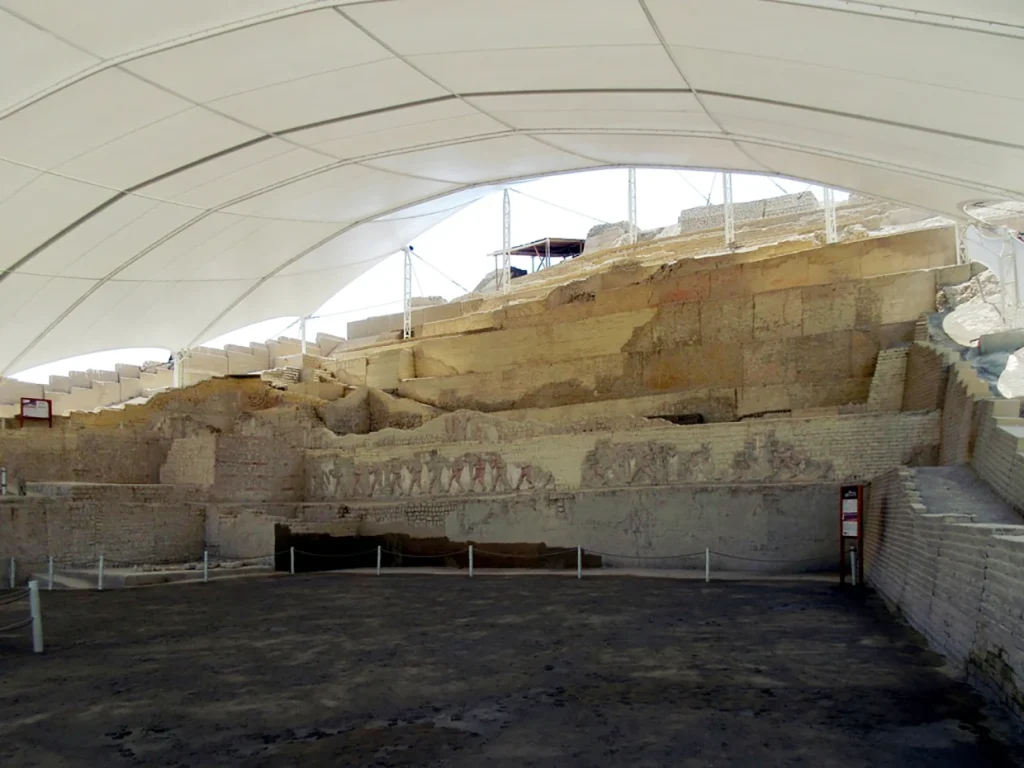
[19, 397, 53, 428]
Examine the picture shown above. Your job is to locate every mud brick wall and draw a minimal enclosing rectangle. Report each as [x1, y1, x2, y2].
[902, 343, 953, 411]
[306, 411, 941, 501]
[941, 363, 996, 466]
[1, 488, 205, 569]
[0, 429, 170, 484]
[213, 435, 306, 502]
[972, 399, 1024, 510]
[865, 346, 908, 412]
[864, 467, 1024, 724]
[160, 434, 216, 485]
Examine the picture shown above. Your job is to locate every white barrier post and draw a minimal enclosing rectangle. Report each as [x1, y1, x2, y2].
[48, 555, 54, 591]
[289, 546, 295, 576]
[849, 547, 858, 587]
[29, 580, 43, 654]
[376, 545, 382, 576]
[203, 550, 209, 584]
[469, 545, 474, 578]
[705, 547, 710, 583]
[8, 556, 14, 588]
[97, 555, 104, 592]
[577, 546, 582, 579]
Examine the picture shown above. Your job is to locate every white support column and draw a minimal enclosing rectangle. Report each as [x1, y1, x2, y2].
[203, 550, 208, 584]
[501, 189, 511, 295]
[823, 187, 838, 244]
[402, 246, 413, 339]
[48, 555, 54, 591]
[468, 545, 474, 578]
[97, 555, 104, 592]
[577, 546, 582, 580]
[723, 172, 735, 248]
[544, 237, 551, 270]
[172, 351, 183, 389]
[627, 168, 638, 245]
[299, 316, 307, 355]
[29, 580, 43, 654]
[376, 545, 382, 576]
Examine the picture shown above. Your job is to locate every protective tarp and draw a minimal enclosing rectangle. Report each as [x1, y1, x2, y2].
[1, 0, 1022, 373]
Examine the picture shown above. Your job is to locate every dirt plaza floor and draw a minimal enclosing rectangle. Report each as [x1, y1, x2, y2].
[1, 572, 1022, 767]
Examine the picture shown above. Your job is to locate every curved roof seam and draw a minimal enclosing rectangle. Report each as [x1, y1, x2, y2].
[638, 0, 773, 175]
[330, 5, 610, 170]
[760, 0, 1024, 38]
[0, 1, 380, 121]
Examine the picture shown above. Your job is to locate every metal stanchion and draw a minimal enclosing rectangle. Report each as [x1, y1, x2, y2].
[468, 545, 474, 578]
[290, 546, 295, 575]
[376, 545, 382, 576]
[203, 550, 209, 584]
[97, 555, 104, 592]
[705, 547, 710, 583]
[8, 556, 14, 588]
[577, 546, 582, 579]
[48, 555, 54, 591]
[29, 580, 43, 653]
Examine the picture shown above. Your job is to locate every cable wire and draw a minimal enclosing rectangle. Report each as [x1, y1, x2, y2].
[0, 589, 29, 605]
[510, 188, 609, 224]
[0, 617, 33, 633]
[411, 251, 470, 293]
[472, 548, 577, 560]
[381, 548, 469, 559]
[586, 550, 704, 560]
[710, 551, 825, 564]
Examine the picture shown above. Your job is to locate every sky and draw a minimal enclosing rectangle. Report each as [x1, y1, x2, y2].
[11, 169, 844, 384]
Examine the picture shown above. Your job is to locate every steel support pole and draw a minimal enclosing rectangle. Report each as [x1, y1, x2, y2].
[299, 317, 307, 355]
[705, 547, 710, 583]
[8, 556, 13, 588]
[577, 546, 582, 579]
[402, 247, 413, 339]
[627, 168, 638, 245]
[376, 545, 382, 576]
[203, 550, 208, 584]
[290, 546, 295, 575]
[501, 189, 511, 294]
[29, 580, 43, 653]
[723, 173, 735, 248]
[823, 187, 838, 244]
[48, 555, 54, 591]
[97, 555, 104, 592]
[1, 466, 6, 496]
[545, 237, 551, 269]
[469, 545, 474, 578]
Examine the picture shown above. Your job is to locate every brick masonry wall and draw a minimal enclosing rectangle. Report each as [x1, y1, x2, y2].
[972, 399, 1024, 509]
[902, 343, 953, 411]
[866, 346, 908, 412]
[864, 467, 1024, 724]
[942, 362, 998, 466]
[1, 491, 205, 571]
[160, 434, 216, 485]
[0, 428, 170, 484]
[307, 411, 940, 501]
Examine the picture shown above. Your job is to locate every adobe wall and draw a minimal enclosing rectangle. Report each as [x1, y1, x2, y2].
[864, 467, 1024, 724]
[0, 427, 170, 484]
[305, 411, 940, 502]
[0, 485, 206, 572]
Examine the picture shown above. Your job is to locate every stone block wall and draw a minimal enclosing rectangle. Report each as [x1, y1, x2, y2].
[972, 399, 1024, 509]
[864, 467, 1024, 724]
[942, 362, 998, 466]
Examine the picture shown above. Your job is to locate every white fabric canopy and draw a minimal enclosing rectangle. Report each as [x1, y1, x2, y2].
[1, 0, 1022, 373]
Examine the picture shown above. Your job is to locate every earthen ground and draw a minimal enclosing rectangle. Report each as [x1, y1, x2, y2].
[1, 575, 1021, 767]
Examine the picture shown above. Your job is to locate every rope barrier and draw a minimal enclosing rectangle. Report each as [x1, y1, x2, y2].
[585, 550, 704, 560]
[709, 551, 826, 564]
[0, 589, 30, 606]
[381, 548, 469, 559]
[0, 617, 33, 633]
[294, 549, 378, 559]
[472, 548, 577, 559]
